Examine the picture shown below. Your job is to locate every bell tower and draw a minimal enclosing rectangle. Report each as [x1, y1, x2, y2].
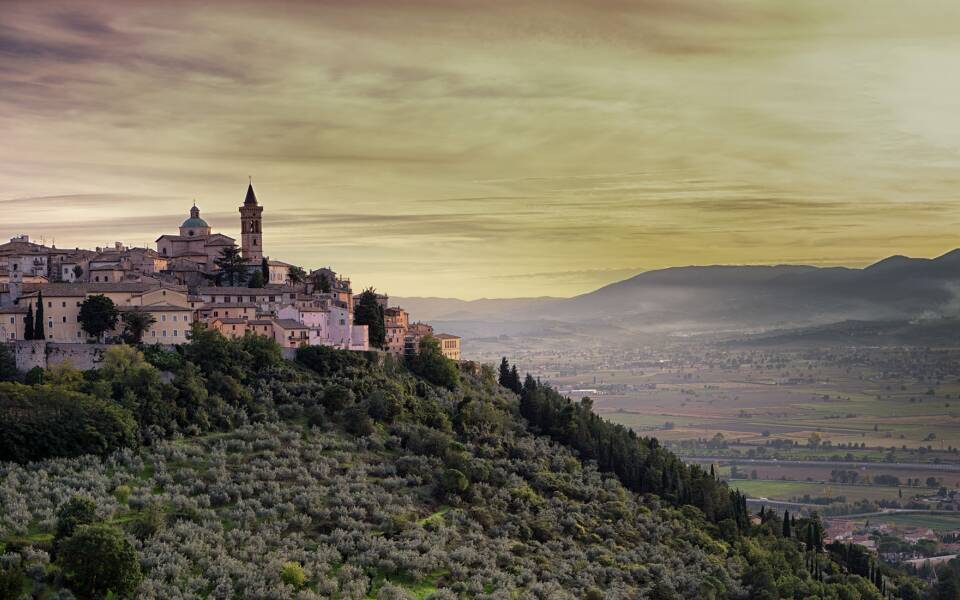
[239, 178, 263, 261]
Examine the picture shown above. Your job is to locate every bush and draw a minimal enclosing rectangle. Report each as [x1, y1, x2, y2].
[343, 404, 375, 436]
[321, 384, 355, 413]
[59, 525, 142, 599]
[406, 336, 459, 390]
[131, 505, 165, 540]
[0, 382, 138, 463]
[0, 564, 24, 599]
[441, 468, 469, 495]
[55, 495, 99, 543]
[280, 561, 306, 588]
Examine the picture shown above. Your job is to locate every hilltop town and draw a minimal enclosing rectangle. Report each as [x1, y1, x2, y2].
[0, 181, 460, 367]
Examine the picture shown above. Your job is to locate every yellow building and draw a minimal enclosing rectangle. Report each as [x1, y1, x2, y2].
[272, 318, 309, 348]
[0, 305, 28, 341]
[121, 304, 195, 344]
[16, 282, 190, 342]
[211, 317, 249, 339]
[435, 333, 461, 361]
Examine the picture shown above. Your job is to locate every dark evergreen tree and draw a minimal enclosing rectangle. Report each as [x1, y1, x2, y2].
[215, 246, 247, 286]
[24, 303, 34, 340]
[261, 256, 269, 280]
[354, 288, 386, 348]
[782, 510, 791, 538]
[508, 365, 521, 394]
[498, 358, 510, 388]
[33, 291, 45, 340]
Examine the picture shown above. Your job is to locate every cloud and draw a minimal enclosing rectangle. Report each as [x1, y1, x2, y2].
[2, 0, 960, 299]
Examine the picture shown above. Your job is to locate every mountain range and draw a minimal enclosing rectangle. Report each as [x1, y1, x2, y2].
[396, 249, 960, 340]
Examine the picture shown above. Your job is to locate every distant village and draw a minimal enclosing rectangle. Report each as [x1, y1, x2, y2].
[0, 181, 460, 362]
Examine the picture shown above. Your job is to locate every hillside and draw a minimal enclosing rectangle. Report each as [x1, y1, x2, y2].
[0, 334, 923, 599]
[398, 249, 960, 345]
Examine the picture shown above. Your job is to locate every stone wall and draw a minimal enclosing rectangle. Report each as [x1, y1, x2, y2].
[9, 341, 112, 372]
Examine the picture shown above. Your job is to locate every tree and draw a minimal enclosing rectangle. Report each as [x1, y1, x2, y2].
[280, 562, 306, 589]
[782, 510, 791, 538]
[315, 271, 332, 293]
[214, 246, 247, 286]
[408, 335, 459, 390]
[508, 365, 521, 394]
[441, 468, 469, 495]
[354, 287, 385, 348]
[287, 265, 307, 285]
[24, 302, 34, 340]
[261, 256, 269, 281]
[72, 264, 84, 280]
[33, 290, 45, 340]
[248, 269, 265, 288]
[0, 344, 16, 382]
[59, 524, 142, 599]
[79, 294, 119, 342]
[498, 358, 510, 388]
[121, 307, 156, 344]
[55, 495, 99, 543]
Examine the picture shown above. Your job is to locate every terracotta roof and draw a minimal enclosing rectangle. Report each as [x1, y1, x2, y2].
[273, 319, 307, 330]
[199, 302, 257, 309]
[213, 317, 247, 324]
[119, 303, 194, 312]
[0, 305, 29, 314]
[436, 333, 460, 340]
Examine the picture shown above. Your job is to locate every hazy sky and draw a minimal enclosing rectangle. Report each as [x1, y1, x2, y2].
[3, 0, 960, 299]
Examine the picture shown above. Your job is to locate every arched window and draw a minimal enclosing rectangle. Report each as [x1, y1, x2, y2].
[188, 230, 194, 236]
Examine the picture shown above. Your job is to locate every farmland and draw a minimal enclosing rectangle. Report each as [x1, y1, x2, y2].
[505, 341, 960, 510]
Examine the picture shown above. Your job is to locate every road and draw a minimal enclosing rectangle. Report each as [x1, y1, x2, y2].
[685, 456, 960, 472]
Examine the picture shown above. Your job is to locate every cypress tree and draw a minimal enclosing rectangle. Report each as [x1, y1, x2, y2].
[498, 358, 510, 388]
[24, 303, 34, 340]
[33, 291, 45, 340]
[783, 510, 791, 538]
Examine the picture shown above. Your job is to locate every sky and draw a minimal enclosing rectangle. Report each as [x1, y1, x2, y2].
[2, 0, 960, 299]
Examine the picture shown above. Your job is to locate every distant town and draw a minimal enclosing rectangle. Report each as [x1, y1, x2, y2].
[0, 181, 460, 363]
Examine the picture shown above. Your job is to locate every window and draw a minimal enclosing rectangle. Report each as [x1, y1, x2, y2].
[162, 330, 167, 337]
[47, 321, 52, 328]
[62, 316, 66, 323]
[62, 302, 66, 307]
[173, 330, 178, 337]
[151, 331, 156, 337]
[77, 332, 81, 338]
[47, 301, 51, 308]
[8, 317, 12, 324]
[161, 315, 166, 322]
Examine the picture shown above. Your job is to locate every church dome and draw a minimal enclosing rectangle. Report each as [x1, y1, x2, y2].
[180, 204, 211, 237]
[181, 216, 209, 228]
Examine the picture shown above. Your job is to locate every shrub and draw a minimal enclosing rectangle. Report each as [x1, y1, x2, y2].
[280, 561, 306, 588]
[441, 468, 469, 495]
[406, 336, 459, 390]
[322, 384, 355, 413]
[59, 525, 142, 599]
[0, 382, 138, 463]
[55, 495, 99, 543]
[0, 564, 24, 599]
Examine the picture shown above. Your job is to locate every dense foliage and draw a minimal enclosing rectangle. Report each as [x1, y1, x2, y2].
[0, 334, 927, 598]
[510, 363, 743, 526]
[354, 288, 386, 349]
[0, 382, 138, 463]
[407, 336, 460, 390]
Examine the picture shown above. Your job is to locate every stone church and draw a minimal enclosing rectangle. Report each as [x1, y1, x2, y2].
[156, 181, 267, 283]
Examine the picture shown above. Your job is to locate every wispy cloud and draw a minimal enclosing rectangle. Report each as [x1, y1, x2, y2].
[2, 0, 960, 298]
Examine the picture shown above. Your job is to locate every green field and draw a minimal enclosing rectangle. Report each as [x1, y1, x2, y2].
[847, 512, 960, 532]
[729, 479, 904, 503]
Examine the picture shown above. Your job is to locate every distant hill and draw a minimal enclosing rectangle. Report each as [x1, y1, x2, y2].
[398, 249, 960, 340]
